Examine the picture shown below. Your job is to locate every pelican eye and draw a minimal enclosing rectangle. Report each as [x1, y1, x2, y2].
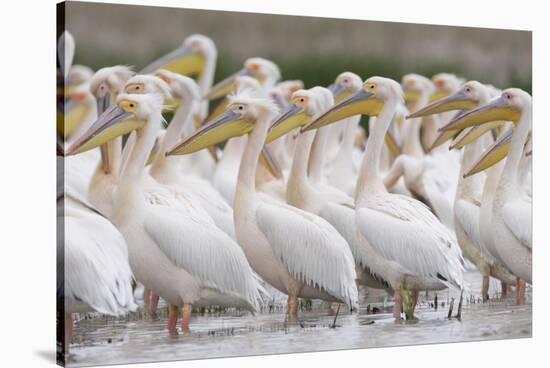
[465, 87, 472, 93]
[238, 105, 244, 110]
[299, 98, 305, 102]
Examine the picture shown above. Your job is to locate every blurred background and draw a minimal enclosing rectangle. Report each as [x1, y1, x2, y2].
[66, 2, 531, 92]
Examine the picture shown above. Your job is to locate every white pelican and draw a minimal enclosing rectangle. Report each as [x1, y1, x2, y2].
[167, 91, 358, 321]
[271, 86, 393, 293]
[60, 196, 137, 352]
[441, 88, 532, 292]
[304, 76, 464, 319]
[212, 76, 263, 204]
[67, 92, 265, 335]
[141, 34, 219, 179]
[404, 81, 516, 301]
[325, 72, 364, 196]
[87, 66, 135, 217]
[388, 74, 460, 231]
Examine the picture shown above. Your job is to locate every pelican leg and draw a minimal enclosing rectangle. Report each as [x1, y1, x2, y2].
[516, 277, 526, 305]
[400, 287, 415, 320]
[143, 287, 151, 310]
[482, 275, 490, 303]
[411, 289, 419, 316]
[168, 304, 179, 336]
[149, 292, 160, 316]
[393, 290, 403, 320]
[181, 303, 192, 335]
[287, 295, 299, 322]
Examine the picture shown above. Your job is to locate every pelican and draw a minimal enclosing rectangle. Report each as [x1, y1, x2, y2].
[60, 195, 137, 352]
[386, 74, 460, 230]
[141, 34, 219, 179]
[67, 92, 266, 335]
[304, 76, 464, 319]
[212, 76, 263, 204]
[125, 72, 237, 239]
[404, 81, 516, 301]
[167, 91, 358, 321]
[271, 86, 392, 293]
[323, 72, 364, 196]
[87, 66, 135, 217]
[441, 89, 532, 293]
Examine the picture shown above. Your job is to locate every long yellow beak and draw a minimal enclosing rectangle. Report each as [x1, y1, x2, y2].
[384, 125, 401, 158]
[140, 47, 205, 76]
[66, 105, 138, 155]
[449, 120, 505, 150]
[407, 89, 477, 119]
[329, 82, 354, 103]
[204, 69, 252, 100]
[440, 96, 521, 132]
[266, 103, 310, 144]
[167, 109, 253, 156]
[463, 127, 513, 177]
[428, 90, 450, 103]
[58, 99, 90, 139]
[303, 89, 382, 132]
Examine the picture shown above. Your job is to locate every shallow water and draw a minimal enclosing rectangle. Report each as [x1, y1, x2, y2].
[67, 272, 531, 367]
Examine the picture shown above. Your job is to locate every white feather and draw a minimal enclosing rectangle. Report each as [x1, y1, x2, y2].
[502, 198, 532, 249]
[256, 202, 358, 308]
[144, 205, 263, 310]
[356, 193, 464, 289]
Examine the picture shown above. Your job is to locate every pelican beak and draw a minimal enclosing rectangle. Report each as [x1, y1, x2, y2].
[202, 99, 230, 126]
[96, 92, 112, 115]
[266, 104, 309, 144]
[140, 47, 205, 76]
[167, 109, 252, 155]
[407, 90, 477, 119]
[463, 127, 513, 177]
[402, 85, 420, 105]
[384, 125, 401, 158]
[429, 129, 457, 152]
[259, 145, 283, 180]
[449, 120, 505, 150]
[440, 96, 521, 132]
[428, 90, 450, 103]
[58, 99, 90, 139]
[204, 69, 252, 100]
[66, 104, 138, 155]
[303, 89, 381, 132]
[329, 83, 353, 103]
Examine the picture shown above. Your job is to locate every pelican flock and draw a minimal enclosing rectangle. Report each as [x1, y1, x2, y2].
[58, 29, 532, 354]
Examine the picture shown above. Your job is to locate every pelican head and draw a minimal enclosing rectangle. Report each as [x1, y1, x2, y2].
[267, 87, 333, 143]
[401, 73, 433, 105]
[167, 91, 279, 156]
[440, 88, 528, 132]
[204, 57, 281, 100]
[65, 65, 94, 94]
[153, 70, 201, 103]
[431, 73, 463, 101]
[302, 76, 398, 132]
[329, 71, 363, 102]
[140, 34, 216, 76]
[408, 80, 488, 119]
[124, 74, 173, 99]
[269, 80, 304, 109]
[67, 93, 164, 155]
[90, 65, 135, 114]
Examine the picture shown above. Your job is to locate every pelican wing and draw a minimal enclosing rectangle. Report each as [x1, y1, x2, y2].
[356, 193, 464, 288]
[64, 211, 137, 316]
[256, 202, 358, 307]
[144, 206, 262, 309]
[502, 198, 532, 249]
[455, 199, 493, 260]
[318, 202, 389, 287]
